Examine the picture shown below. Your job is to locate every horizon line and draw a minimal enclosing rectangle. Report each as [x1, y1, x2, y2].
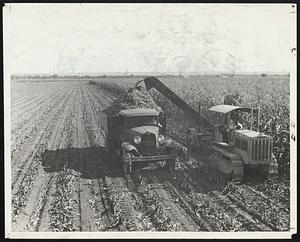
[11, 71, 290, 76]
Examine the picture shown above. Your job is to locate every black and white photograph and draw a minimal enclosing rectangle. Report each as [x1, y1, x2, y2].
[4, 3, 297, 239]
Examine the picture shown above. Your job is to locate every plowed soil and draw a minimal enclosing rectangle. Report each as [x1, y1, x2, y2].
[11, 81, 290, 232]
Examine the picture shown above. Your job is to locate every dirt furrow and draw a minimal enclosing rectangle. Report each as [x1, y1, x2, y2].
[12, 85, 77, 231]
[153, 171, 212, 231]
[35, 84, 79, 231]
[11, 87, 68, 159]
[80, 85, 112, 230]
[10, 82, 290, 232]
[209, 191, 271, 231]
[226, 189, 289, 231]
[11, 84, 56, 110]
[11, 86, 63, 131]
[11, 84, 74, 167]
[75, 85, 96, 231]
[11, 86, 75, 189]
[11, 86, 62, 124]
[106, 176, 151, 231]
[84, 84, 152, 231]
[134, 170, 200, 231]
[86, 84, 115, 107]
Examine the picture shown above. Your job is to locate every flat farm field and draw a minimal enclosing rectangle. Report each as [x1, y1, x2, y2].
[11, 78, 290, 232]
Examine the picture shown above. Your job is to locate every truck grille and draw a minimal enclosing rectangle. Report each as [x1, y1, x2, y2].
[141, 133, 156, 155]
[252, 139, 271, 161]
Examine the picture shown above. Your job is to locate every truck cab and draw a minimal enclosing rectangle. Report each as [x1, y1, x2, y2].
[118, 109, 165, 156]
[100, 108, 178, 175]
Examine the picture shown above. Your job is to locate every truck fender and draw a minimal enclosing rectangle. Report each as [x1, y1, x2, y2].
[121, 142, 139, 155]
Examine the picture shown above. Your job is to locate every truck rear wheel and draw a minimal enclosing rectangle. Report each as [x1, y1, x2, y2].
[122, 152, 133, 176]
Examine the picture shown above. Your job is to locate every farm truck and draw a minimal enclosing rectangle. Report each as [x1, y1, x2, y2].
[135, 76, 278, 182]
[99, 108, 180, 175]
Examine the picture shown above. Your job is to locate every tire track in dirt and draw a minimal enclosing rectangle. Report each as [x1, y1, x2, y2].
[104, 176, 149, 231]
[88, 85, 210, 231]
[84, 84, 154, 231]
[87, 84, 207, 231]
[80, 84, 114, 231]
[151, 170, 212, 231]
[168, 134, 282, 231]
[174, 160, 275, 231]
[73, 84, 96, 231]
[132, 170, 200, 231]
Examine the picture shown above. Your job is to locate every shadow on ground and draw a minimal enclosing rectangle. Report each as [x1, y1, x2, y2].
[41, 146, 123, 179]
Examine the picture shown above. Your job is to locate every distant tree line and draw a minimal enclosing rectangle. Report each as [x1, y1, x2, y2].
[11, 74, 103, 80]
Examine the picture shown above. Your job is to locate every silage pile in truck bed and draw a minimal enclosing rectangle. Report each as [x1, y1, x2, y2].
[104, 85, 162, 115]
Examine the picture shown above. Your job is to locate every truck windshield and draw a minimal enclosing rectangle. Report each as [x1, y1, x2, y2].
[124, 115, 158, 129]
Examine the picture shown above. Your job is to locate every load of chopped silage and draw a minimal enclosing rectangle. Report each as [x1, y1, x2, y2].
[104, 85, 162, 115]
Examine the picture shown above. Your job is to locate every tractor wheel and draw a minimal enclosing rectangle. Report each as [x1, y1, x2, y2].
[122, 152, 133, 176]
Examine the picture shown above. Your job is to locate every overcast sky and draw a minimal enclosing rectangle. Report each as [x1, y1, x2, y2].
[4, 4, 296, 74]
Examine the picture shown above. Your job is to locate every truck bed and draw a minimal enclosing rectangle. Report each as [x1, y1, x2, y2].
[99, 109, 120, 139]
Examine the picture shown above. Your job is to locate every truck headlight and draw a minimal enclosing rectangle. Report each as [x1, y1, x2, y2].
[134, 136, 141, 144]
[157, 134, 165, 144]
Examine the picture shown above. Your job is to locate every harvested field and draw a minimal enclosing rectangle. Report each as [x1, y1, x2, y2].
[11, 80, 290, 232]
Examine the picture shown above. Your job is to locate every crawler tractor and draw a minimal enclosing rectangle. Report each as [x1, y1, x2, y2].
[136, 76, 278, 182]
[100, 108, 179, 175]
